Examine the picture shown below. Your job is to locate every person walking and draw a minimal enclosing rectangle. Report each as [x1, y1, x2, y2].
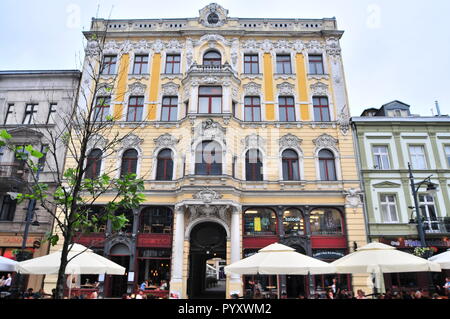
[3, 274, 12, 291]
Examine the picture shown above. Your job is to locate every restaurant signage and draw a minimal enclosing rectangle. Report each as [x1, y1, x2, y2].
[380, 237, 450, 248]
[0, 236, 42, 247]
[312, 249, 346, 260]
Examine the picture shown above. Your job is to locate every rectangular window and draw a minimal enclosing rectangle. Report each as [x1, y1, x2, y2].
[127, 96, 144, 122]
[409, 145, 427, 169]
[38, 144, 49, 170]
[244, 54, 259, 74]
[380, 194, 399, 223]
[276, 55, 292, 74]
[4, 104, 14, 124]
[445, 146, 450, 167]
[0, 195, 16, 221]
[165, 54, 181, 74]
[47, 103, 57, 124]
[313, 97, 330, 122]
[198, 86, 222, 114]
[244, 96, 261, 122]
[23, 104, 38, 124]
[161, 97, 178, 121]
[309, 55, 324, 74]
[94, 97, 111, 122]
[278, 96, 295, 122]
[101, 55, 117, 75]
[419, 195, 438, 231]
[372, 145, 390, 170]
[133, 55, 149, 74]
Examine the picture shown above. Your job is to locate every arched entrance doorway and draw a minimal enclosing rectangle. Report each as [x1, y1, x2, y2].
[285, 245, 307, 298]
[107, 243, 130, 298]
[188, 222, 227, 299]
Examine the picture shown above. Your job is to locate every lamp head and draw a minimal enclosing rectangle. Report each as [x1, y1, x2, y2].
[426, 182, 438, 195]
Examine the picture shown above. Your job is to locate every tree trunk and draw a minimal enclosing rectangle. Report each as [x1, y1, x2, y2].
[55, 235, 72, 299]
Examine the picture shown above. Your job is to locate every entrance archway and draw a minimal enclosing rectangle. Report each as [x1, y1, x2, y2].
[107, 243, 130, 298]
[285, 245, 307, 298]
[187, 222, 227, 299]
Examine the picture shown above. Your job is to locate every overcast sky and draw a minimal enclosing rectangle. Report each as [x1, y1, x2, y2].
[0, 0, 449, 116]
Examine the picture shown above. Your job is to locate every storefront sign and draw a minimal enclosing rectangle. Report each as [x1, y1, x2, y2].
[137, 234, 172, 248]
[380, 238, 450, 248]
[312, 250, 346, 260]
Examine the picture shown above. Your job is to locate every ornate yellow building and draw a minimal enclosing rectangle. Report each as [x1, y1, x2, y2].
[45, 3, 368, 298]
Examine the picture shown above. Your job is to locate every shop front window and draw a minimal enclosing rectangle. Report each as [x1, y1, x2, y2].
[283, 209, 304, 236]
[310, 209, 343, 236]
[137, 249, 171, 291]
[244, 208, 277, 236]
[140, 207, 173, 234]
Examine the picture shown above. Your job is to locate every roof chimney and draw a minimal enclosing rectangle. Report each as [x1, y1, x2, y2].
[435, 101, 441, 116]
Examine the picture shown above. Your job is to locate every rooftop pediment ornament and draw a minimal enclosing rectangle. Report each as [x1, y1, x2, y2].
[199, 3, 228, 27]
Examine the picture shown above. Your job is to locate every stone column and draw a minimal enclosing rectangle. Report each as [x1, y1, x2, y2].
[169, 205, 185, 298]
[228, 206, 243, 297]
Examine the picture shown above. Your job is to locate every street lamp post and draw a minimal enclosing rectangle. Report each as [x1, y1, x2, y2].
[407, 162, 438, 293]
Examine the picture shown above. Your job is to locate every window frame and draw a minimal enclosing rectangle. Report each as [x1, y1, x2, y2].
[318, 149, 337, 181]
[408, 145, 428, 169]
[94, 97, 111, 122]
[244, 96, 261, 122]
[379, 194, 399, 223]
[4, 104, 14, 124]
[245, 149, 263, 181]
[203, 51, 222, 67]
[244, 54, 259, 74]
[23, 104, 38, 124]
[243, 208, 278, 236]
[195, 140, 222, 176]
[445, 145, 450, 168]
[308, 55, 325, 75]
[133, 55, 149, 75]
[313, 96, 331, 122]
[278, 96, 296, 122]
[282, 149, 300, 181]
[46, 103, 57, 124]
[161, 96, 178, 121]
[126, 96, 144, 122]
[276, 54, 292, 74]
[156, 149, 174, 181]
[101, 55, 117, 75]
[198, 86, 222, 114]
[120, 149, 138, 177]
[372, 145, 391, 170]
[0, 195, 16, 221]
[85, 149, 103, 179]
[164, 54, 181, 74]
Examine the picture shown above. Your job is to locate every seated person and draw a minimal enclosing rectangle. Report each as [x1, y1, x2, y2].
[159, 280, 168, 290]
[140, 280, 149, 291]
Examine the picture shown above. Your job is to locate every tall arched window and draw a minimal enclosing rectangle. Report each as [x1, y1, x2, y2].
[283, 209, 305, 235]
[85, 149, 102, 179]
[282, 149, 300, 181]
[310, 208, 343, 235]
[318, 149, 337, 181]
[121, 149, 138, 177]
[203, 51, 221, 67]
[156, 149, 173, 180]
[244, 208, 277, 236]
[195, 141, 222, 175]
[245, 149, 263, 181]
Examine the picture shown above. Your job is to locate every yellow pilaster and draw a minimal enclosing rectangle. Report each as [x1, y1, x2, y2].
[113, 53, 130, 120]
[147, 53, 162, 120]
[295, 53, 310, 120]
[263, 53, 275, 121]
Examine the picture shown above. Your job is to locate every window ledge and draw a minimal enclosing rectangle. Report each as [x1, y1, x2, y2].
[307, 73, 330, 80]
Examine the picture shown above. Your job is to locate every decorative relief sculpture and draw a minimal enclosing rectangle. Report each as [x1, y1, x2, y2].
[310, 82, 328, 96]
[344, 188, 362, 208]
[154, 133, 180, 148]
[337, 104, 350, 135]
[198, 3, 229, 27]
[161, 82, 180, 96]
[279, 133, 302, 151]
[277, 82, 295, 96]
[243, 134, 266, 151]
[121, 133, 144, 149]
[87, 134, 108, 151]
[313, 134, 338, 149]
[128, 82, 147, 96]
[193, 188, 223, 204]
[243, 82, 262, 96]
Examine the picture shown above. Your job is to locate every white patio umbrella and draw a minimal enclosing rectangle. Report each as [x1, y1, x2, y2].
[428, 249, 450, 269]
[331, 242, 441, 295]
[224, 243, 336, 275]
[16, 243, 125, 275]
[0, 256, 18, 272]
